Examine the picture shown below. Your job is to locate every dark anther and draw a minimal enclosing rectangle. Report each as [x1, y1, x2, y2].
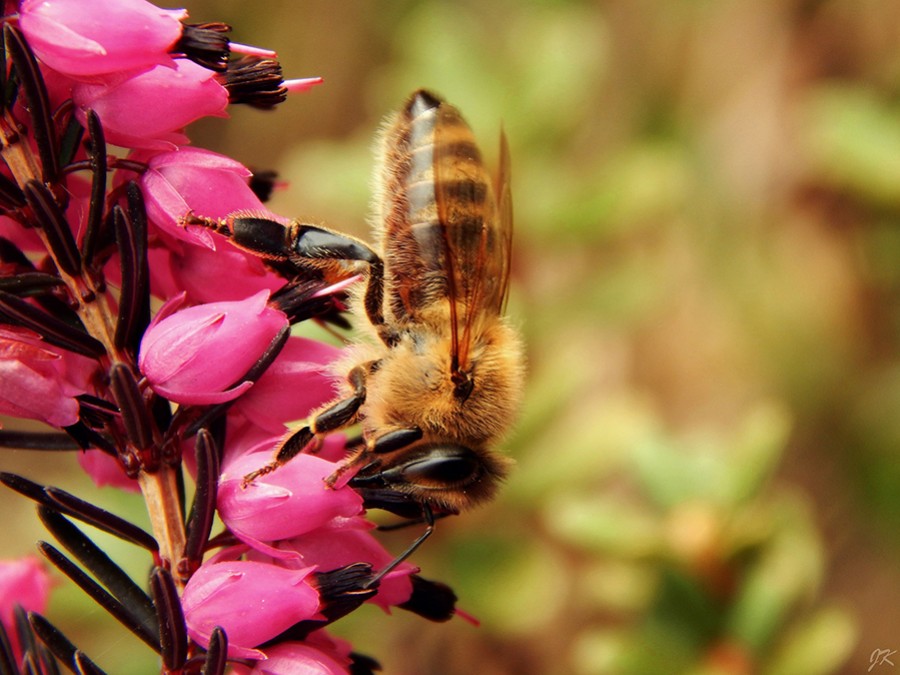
[263, 563, 377, 645]
[397, 575, 458, 622]
[248, 168, 279, 202]
[348, 652, 383, 675]
[175, 22, 232, 72]
[219, 55, 286, 109]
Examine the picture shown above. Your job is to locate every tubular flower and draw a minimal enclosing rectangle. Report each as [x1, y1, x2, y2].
[218, 443, 364, 554]
[167, 236, 283, 304]
[19, 0, 186, 77]
[137, 146, 274, 246]
[72, 60, 229, 150]
[239, 634, 354, 675]
[231, 337, 343, 434]
[182, 555, 321, 660]
[0, 557, 53, 659]
[275, 518, 416, 611]
[0, 327, 97, 427]
[138, 290, 288, 405]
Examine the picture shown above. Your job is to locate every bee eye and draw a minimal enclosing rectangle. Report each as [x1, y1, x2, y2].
[399, 448, 480, 486]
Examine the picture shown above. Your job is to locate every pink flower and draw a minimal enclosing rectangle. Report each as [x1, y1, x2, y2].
[138, 290, 288, 405]
[168, 236, 282, 304]
[77, 450, 140, 493]
[0, 556, 53, 659]
[231, 337, 342, 434]
[182, 555, 321, 660]
[243, 637, 352, 674]
[19, 0, 185, 77]
[137, 147, 273, 246]
[218, 442, 363, 556]
[72, 60, 228, 149]
[0, 327, 97, 427]
[276, 518, 415, 611]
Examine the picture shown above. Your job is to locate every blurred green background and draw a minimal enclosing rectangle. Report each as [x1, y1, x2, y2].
[5, 0, 900, 673]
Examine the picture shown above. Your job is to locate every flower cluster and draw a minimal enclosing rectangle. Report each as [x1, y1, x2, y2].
[0, 0, 459, 672]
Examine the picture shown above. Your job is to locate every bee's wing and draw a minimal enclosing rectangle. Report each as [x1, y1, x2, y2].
[433, 103, 511, 371]
[494, 128, 513, 314]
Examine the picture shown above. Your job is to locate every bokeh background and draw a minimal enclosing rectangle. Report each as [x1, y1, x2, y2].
[4, 0, 900, 673]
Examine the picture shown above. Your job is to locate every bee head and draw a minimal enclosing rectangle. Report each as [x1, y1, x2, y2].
[349, 442, 511, 512]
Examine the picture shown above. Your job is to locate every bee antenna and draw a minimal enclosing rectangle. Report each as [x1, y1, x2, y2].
[364, 503, 435, 589]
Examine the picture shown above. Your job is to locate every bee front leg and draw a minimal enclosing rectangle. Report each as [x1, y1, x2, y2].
[324, 426, 423, 490]
[242, 363, 371, 486]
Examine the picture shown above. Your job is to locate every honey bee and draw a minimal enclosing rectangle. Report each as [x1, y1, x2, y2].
[188, 90, 524, 556]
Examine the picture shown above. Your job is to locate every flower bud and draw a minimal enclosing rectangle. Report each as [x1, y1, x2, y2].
[276, 518, 414, 611]
[73, 60, 228, 150]
[182, 557, 321, 660]
[137, 147, 272, 246]
[231, 337, 342, 434]
[219, 444, 363, 555]
[138, 290, 287, 405]
[0, 327, 97, 427]
[244, 639, 351, 674]
[168, 237, 282, 304]
[0, 556, 52, 659]
[20, 0, 185, 77]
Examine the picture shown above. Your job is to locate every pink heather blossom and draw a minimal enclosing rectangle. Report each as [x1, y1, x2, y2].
[168, 237, 283, 304]
[182, 555, 321, 660]
[240, 635, 353, 675]
[72, 60, 228, 150]
[137, 147, 274, 246]
[231, 337, 342, 434]
[19, 0, 185, 77]
[77, 450, 140, 493]
[0, 214, 43, 252]
[138, 290, 288, 405]
[275, 518, 415, 611]
[0, 327, 97, 427]
[218, 443, 363, 555]
[0, 556, 53, 658]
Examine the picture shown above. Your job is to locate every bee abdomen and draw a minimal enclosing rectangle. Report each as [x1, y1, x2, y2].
[378, 90, 496, 321]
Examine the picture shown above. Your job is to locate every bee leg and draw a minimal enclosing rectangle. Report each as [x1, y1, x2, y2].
[285, 223, 388, 341]
[325, 426, 422, 489]
[242, 364, 370, 487]
[364, 503, 435, 589]
[370, 427, 423, 454]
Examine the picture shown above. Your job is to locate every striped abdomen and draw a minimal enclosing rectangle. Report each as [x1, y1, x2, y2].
[374, 89, 502, 328]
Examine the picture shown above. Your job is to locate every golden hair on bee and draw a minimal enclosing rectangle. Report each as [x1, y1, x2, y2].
[189, 89, 524, 523]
